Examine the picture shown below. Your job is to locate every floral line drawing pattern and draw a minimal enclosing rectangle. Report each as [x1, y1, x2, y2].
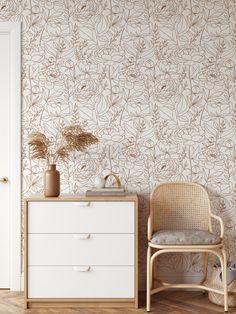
[0, 0, 236, 288]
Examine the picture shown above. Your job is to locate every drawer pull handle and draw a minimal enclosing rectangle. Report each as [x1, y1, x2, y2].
[74, 202, 91, 207]
[73, 234, 91, 240]
[73, 266, 90, 272]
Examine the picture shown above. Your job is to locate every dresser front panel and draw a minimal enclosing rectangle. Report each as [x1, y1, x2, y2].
[28, 266, 134, 298]
[28, 201, 134, 233]
[28, 233, 134, 266]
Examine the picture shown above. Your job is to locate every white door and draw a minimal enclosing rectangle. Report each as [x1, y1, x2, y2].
[0, 23, 21, 290]
[0, 32, 11, 288]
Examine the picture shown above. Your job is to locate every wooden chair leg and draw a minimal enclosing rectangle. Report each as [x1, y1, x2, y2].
[152, 248, 155, 289]
[222, 249, 228, 312]
[146, 246, 151, 312]
[203, 252, 208, 280]
[200, 252, 209, 288]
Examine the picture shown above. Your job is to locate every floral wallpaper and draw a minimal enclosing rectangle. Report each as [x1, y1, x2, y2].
[0, 0, 236, 289]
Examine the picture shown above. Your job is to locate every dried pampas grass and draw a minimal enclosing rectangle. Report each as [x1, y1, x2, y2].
[28, 124, 98, 164]
[28, 132, 49, 160]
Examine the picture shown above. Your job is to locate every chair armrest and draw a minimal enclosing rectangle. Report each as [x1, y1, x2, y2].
[147, 216, 152, 241]
[210, 213, 224, 238]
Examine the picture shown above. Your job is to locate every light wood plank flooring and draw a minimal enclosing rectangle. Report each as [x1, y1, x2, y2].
[0, 290, 236, 314]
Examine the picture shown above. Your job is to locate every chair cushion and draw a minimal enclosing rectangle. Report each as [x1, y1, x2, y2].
[151, 230, 221, 245]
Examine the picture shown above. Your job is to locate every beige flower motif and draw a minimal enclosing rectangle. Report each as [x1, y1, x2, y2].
[199, 0, 219, 10]
[37, 57, 63, 88]
[73, 0, 99, 23]
[74, 76, 100, 102]
[206, 99, 230, 118]
[97, 49, 123, 64]
[205, 19, 230, 38]
[99, 130, 123, 145]
[38, 0, 55, 10]
[73, 157, 99, 179]
[0, 0, 7, 8]
[0, 0, 19, 18]
[191, 5, 202, 14]
[153, 0, 179, 20]
[113, 0, 136, 10]
[38, 64, 63, 89]
[45, 67, 62, 83]
[177, 128, 205, 144]
[31, 5, 42, 14]
[0, 0, 14, 11]
[156, 154, 180, 179]
[178, 48, 204, 63]
[119, 63, 143, 90]
[122, 142, 140, 161]
[31, 86, 40, 94]
[45, 100, 69, 119]
[44, 24, 70, 43]
[198, 65, 224, 89]
[125, 65, 140, 83]
[153, 74, 178, 102]
[200, 142, 224, 170]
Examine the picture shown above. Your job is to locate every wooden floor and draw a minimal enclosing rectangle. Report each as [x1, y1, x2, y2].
[0, 290, 236, 314]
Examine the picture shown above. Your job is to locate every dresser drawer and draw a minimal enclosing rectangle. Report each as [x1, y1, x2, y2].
[28, 233, 134, 266]
[28, 266, 134, 298]
[28, 201, 134, 233]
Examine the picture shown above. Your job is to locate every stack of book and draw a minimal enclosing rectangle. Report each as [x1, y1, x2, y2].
[86, 187, 126, 196]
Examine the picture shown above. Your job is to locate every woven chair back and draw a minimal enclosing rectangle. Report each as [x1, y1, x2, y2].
[151, 182, 211, 231]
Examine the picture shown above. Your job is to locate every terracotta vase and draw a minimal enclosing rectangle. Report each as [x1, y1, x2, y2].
[44, 164, 60, 197]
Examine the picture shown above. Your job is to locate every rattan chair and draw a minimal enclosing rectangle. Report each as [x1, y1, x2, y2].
[147, 182, 228, 312]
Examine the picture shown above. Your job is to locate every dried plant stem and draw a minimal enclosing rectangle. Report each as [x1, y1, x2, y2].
[28, 125, 98, 164]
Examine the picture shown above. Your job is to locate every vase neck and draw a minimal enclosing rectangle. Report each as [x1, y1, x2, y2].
[48, 164, 56, 170]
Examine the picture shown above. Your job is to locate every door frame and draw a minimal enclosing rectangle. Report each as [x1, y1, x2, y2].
[0, 22, 21, 291]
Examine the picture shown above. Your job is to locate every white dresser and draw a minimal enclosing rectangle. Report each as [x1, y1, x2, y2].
[24, 194, 138, 309]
